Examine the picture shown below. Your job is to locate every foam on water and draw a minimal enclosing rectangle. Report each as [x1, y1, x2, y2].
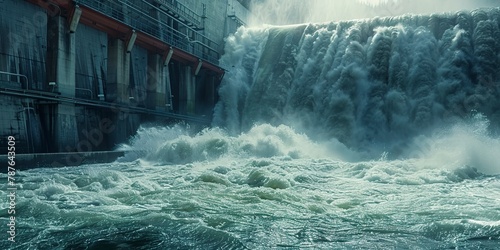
[408, 114, 500, 175]
[3, 133, 500, 249]
[124, 124, 336, 164]
[123, 113, 499, 178]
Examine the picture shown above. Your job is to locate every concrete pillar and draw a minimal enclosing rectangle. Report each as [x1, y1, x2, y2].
[106, 38, 130, 104]
[45, 15, 78, 152]
[146, 53, 167, 110]
[185, 66, 196, 114]
[176, 65, 196, 114]
[47, 16, 76, 96]
[105, 38, 133, 145]
[56, 103, 79, 152]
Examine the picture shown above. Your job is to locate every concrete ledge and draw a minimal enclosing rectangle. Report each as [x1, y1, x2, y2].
[0, 151, 125, 172]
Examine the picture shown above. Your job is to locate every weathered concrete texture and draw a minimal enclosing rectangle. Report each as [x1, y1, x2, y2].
[147, 53, 163, 110]
[106, 111, 141, 148]
[180, 0, 227, 53]
[185, 66, 196, 114]
[0, 95, 31, 154]
[130, 45, 149, 107]
[179, 0, 249, 55]
[146, 2, 167, 111]
[45, 15, 79, 152]
[54, 103, 79, 152]
[174, 65, 197, 114]
[75, 107, 112, 152]
[75, 24, 108, 100]
[0, 0, 47, 90]
[106, 38, 131, 104]
[47, 16, 76, 97]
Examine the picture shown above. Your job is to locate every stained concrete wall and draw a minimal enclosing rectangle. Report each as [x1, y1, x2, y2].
[75, 24, 108, 100]
[45, 15, 79, 152]
[0, 95, 41, 154]
[0, 0, 47, 90]
[0, 0, 47, 154]
[0, 0, 250, 156]
[130, 46, 149, 107]
[106, 38, 130, 104]
[177, 0, 250, 55]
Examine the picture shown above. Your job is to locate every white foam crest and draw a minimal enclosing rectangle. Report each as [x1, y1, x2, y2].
[407, 114, 500, 175]
[117, 124, 188, 161]
[235, 124, 331, 159]
[136, 124, 338, 164]
[147, 127, 230, 164]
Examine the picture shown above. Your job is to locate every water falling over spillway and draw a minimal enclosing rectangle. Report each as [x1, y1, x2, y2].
[214, 8, 500, 157]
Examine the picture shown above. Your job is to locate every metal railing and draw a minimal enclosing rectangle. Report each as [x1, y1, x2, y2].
[0, 88, 211, 124]
[154, 0, 202, 28]
[77, 0, 220, 64]
[75, 87, 94, 99]
[141, 0, 220, 62]
[0, 71, 29, 89]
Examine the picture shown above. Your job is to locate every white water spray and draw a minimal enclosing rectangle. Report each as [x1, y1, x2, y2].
[214, 7, 500, 161]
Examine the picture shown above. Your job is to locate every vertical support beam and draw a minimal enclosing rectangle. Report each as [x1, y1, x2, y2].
[47, 16, 76, 97]
[145, 1, 166, 112]
[185, 66, 196, 114]
[45, 15, 78, 152]
[163, 47, 174, 66]
[126, 30, 137, 53]
[177, 64, 187, 114]
[194, 59, 203, 76]
[106, 38, 133, 146]
[106, 38, 130, 104]
[68, 5, 82, 33]
[147, 52, 165, 110]
[165, 65, 174, 111]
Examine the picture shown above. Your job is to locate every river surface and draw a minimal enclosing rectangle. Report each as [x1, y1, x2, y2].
[1, 123, 500, 249]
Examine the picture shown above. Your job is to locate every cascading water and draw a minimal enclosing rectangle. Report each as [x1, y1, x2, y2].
[214, 8, 500, 158]
[2, 7, 500, 250]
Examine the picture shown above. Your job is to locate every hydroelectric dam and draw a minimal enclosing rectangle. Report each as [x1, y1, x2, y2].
[0, 0, 249, 167]
[2, 0, 500, 249]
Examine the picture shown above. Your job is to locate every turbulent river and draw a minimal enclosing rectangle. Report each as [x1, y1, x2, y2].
[3, 7, 500, 250]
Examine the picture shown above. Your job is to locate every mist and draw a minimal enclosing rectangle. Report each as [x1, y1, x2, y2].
[248, 0, 500, 25]
[215, 3, 500, 158]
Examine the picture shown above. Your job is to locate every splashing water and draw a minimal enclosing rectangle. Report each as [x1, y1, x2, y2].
[214, 8, 500, 158]
[407, 113, 500, 175]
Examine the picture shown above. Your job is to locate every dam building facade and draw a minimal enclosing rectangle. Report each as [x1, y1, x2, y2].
[0, 0, 249, 154]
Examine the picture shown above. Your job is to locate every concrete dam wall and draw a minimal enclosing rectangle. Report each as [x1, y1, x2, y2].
[0, 0, 249, 157]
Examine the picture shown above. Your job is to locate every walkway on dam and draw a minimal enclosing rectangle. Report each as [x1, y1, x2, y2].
[0, 84, 211, 125]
